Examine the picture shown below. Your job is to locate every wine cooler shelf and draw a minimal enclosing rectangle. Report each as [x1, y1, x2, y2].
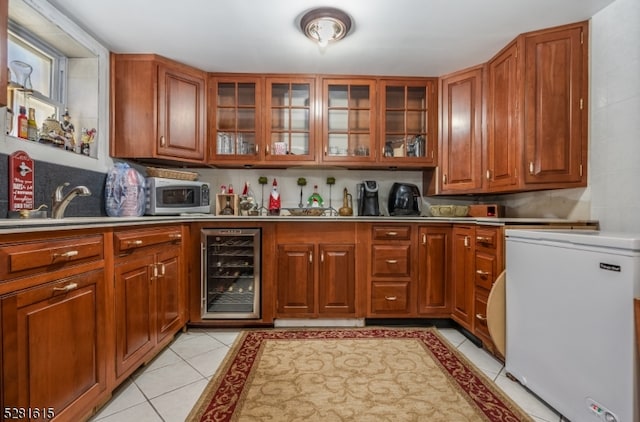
[201, 228, 261, 319]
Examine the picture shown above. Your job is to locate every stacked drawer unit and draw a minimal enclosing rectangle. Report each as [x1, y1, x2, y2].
[473, 225, 504, 355]
[368, 225, 415, 316]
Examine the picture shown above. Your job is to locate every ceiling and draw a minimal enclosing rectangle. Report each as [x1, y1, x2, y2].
[43, 0, 614, 77]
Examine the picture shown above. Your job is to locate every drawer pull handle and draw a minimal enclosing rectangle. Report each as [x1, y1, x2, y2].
[476, 236, 491, 242]
[53, 250, 79, 259]
[169, 233, 182, 239]
[385, 259, 398, 264]
[384, 296, 397, 301]
[386, 231, 398, 236]
[53, 282, 78, 292]
[476, 270, 490, 276]
[476, 313, 487, 321]
[127, 240, 143, 246]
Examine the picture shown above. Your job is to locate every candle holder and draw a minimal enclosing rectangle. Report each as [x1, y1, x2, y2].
[326, 177, 336, 216]
[257, 176, 268, 215]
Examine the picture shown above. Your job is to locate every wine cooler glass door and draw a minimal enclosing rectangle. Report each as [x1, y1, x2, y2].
[201, 228, 261, 319]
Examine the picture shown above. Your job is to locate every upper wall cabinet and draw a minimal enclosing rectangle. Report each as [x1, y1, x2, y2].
[321, 78, 376, 165]
[379, 79, 438, 167]
[111, 54, 206, 165]
[439, 66, 484, 194]
[265, 76, 317, 164]
[522, 22, 587, 188]
[208, 75, 263, 165]
[433, 20, 588, 195]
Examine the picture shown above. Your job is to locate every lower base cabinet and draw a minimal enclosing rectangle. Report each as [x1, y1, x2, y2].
[275, 223, 356, 318]
[1, 270, 107, 422]
[114, 227, 185, 382]
[451, 225, 475, 331]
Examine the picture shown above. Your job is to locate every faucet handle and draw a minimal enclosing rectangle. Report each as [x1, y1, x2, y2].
[53, 182, 70, 201]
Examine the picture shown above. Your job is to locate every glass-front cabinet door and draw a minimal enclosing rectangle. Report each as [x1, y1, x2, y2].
[322, 79, 376, 164]
[209, 76, 262, 164]
[379, 79, 437, 166]
[265, 77, 316, 162]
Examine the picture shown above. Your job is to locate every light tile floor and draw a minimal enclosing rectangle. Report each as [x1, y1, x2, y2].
[89, 327, 565, 422]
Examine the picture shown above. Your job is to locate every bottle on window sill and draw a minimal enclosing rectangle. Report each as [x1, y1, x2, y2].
[27, 107, 38, 142]
[17, 106, 28, 139]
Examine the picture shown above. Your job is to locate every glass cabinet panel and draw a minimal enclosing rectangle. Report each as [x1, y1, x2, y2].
[323, 79, 376, 161]
[266, 79, 315, 160]
[381, 81, 434, 163]
[211, 79, 260, 160]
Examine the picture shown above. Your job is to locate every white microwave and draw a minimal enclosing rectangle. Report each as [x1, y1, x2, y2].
[145, 177, 211, 215]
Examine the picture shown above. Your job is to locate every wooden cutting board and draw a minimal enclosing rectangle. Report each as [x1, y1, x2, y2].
[487, 270, 506, 357]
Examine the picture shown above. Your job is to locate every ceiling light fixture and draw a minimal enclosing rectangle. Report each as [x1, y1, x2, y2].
[300, 7, 352, 48]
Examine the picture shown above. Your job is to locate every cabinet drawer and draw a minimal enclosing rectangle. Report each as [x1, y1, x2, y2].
[371, 281, 411, 314]
[372, 226, 411, 241]
[474, 288, 490, 338]
[371, 245, 410, 277]
[0, 235, 104, 280]
[115, 226, 182, 254]
[475, 228, 498, 249]
[475, 252, 496, 290]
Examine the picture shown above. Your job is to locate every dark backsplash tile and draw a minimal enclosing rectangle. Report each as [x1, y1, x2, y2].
[1, 153, 107, 218]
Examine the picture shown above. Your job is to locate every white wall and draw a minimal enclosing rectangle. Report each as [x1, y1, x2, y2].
[589, 0, 640, 232]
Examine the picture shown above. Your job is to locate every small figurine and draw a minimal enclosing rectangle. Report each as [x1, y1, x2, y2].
[268, 178, 281, 216]
[80, 127, 96, 156]
[60, 109, 75, 151]
[307, 185, 324, 208]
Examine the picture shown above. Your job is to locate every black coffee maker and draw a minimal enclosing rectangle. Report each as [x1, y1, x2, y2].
[357, 181, 381, 216]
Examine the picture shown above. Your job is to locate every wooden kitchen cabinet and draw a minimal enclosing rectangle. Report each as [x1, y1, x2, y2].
[485, 40, 521, 192]
[113, 226, 186, 382]
[522, 22, 587, 188]
[321, 78, 377, 165]
[275, 223, 356, 318]
[265, 77, 317, 163]
[367, 224, 415, 316]
[208, 75, 263, 165]
[473, 225, 504, 356]
[485, 21, 588, 192]
[417, 225, 451, 316]
[0, 230, 108, 422]
[451, 225, 475, 331]
[379, 79, 437, 167]
[438, 66, 484, 194]
[111, 54, 206, 164]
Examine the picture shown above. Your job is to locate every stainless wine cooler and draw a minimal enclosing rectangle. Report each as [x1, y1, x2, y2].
[201, 228, 261, 319]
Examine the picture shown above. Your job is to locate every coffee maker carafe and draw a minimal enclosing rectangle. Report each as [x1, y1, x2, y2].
[357, 181, 381, 216]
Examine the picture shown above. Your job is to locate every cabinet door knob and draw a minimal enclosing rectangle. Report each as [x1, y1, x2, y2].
[309, 251, 313, 263]
[486, 169, 491, 180]
[384, 296, 398, 301]
[160, 136, 166, 147]
[422, 233, 426, 245]
[529, 161, 534, 174]
[475, 313, 487, 321]
[53, 282, 78, 293]
[464, 236, 470, 248]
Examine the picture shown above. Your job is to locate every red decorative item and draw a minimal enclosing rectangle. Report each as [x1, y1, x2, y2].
[8, 150, 35, 211]
[268, 178, 280, 215]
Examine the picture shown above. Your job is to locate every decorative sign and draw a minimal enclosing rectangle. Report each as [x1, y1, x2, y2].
[8, 150, 35, 211]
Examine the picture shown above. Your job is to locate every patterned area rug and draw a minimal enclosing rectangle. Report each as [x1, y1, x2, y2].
[187, 328, 532, 422]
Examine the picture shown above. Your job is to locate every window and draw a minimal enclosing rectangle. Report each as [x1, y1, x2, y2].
[7, 21, 66, 138]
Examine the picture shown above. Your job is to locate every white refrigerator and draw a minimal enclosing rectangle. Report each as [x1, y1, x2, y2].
[505, 229, 640, 422]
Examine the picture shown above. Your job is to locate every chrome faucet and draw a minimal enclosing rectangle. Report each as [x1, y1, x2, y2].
[51, 182, 92, 219]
